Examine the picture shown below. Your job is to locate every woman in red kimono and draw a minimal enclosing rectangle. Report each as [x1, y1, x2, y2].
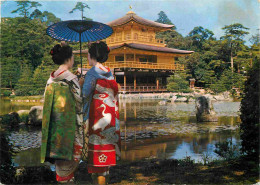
[82, 41, 121, 185]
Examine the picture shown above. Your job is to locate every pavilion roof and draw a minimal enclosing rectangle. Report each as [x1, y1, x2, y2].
[110, 43, 194, 54]
[73, 43, 194, 55]
[106, 11, 174, 29]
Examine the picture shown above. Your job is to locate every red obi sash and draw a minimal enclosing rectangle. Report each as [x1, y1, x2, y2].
[87, 78, 120, 169]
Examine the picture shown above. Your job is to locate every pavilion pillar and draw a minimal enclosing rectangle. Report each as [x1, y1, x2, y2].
[124, 74, 126, 91]
[134, 74, 136, 91]
[156, 78, 159, 90]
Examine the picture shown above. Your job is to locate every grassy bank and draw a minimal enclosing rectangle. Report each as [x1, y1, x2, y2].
[103, 157, 259, 184]
[5, 157, 258, 184]
[8, 95, 44, 103]
[10, 95, 43, 100]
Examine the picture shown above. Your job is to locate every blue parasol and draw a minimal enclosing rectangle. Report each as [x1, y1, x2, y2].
[46, 20, 113, 75]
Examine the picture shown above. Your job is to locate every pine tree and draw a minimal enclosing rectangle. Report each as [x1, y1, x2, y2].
[69, 2, 91, 20]
[0, 57, 20, 89]
[221, 23, 249, 73]
[15, 64, 34, 96]
[167, 71, 191, 93]
[32, 55, 57, 95]
[240, 58, 259, 159]
[11, 1, 42, 18]
[156, 11, 173, 25]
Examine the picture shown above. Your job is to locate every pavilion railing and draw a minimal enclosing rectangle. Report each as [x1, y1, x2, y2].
[119, 86, 168, 92]
[106, 35, 165, 47]
[81, 61, 184, 71]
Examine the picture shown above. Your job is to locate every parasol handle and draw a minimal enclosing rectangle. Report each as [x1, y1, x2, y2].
[79, 33, 83, 77]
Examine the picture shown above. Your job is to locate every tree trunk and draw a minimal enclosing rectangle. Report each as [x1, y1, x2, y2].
[231, 50, 234, 73]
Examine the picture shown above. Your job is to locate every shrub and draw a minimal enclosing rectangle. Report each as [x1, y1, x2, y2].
[214, 140, 241, 160]
[0, 132, 17, 184]
[240, 59, 259, 159]
[0, 112, 20, 128]
[1, 90, 12, 96]
[167, 72, 192, 93]
[19, 113, 29, 124]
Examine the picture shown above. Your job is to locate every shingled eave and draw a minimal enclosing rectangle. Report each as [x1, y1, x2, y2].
[110, 43, 194, 54]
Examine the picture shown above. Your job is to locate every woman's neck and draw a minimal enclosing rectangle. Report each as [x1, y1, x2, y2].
[54, 64, 69, 77]
[58, 64, 69, 71]
[95, 62, 108, 72]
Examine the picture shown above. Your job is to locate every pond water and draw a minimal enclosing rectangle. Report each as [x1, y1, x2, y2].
[1, 98, 241, 167]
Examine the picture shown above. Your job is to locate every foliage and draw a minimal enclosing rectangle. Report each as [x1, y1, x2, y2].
[221, 23, 249, 72]
[30, 9, 61, 25]
[19, 113, 29, 124]
[11, 1, 42, 18]
[32, 54, 58, 95]
[69, 2, 91, 20]
[0, 112, 20, 128]
[15, 64, 34, 96]
[209, 69, 246, 93]
[155, 11, 174, 26]
[1, 17, 54, 69]
[1, 90, 12, 97]
[0, 132, 17, 184]
[167, 71, 191, 93]
[240, 58, 259, 159]
[188, 26, 215, 51]
[249, 31, 260, 45]
[0, 57, 21, 88]
[214, 140, 241, 160]
[1, 16, 57, 91]
[156, 30, 191, 50]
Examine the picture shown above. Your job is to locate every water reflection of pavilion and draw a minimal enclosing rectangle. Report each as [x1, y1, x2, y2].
[120, 132, 240, 162]
[119, 101, 240, 161]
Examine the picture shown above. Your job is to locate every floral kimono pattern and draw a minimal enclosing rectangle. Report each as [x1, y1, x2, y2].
[82, 66, 120, 173]
[41, 70, 84, 164]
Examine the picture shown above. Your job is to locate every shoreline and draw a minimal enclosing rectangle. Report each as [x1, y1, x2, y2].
[4, 92, 237, 102]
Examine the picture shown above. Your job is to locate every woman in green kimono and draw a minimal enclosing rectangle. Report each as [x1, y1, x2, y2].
[41, 44, 84, 183]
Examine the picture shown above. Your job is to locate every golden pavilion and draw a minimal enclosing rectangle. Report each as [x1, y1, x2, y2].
[75, 10, 194, 93]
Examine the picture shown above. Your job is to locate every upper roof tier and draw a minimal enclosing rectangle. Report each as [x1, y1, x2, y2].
[107, 11, 174, 29]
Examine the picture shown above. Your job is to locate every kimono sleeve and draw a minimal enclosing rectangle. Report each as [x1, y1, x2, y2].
[82, 73, 96, 121]
[41, 83, 54, 163]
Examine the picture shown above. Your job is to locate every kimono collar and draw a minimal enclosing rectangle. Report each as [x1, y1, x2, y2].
[89, 66, 114, 80]
[49, 70, 77, 83]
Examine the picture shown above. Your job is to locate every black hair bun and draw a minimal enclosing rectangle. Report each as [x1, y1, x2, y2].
[50, 44, 73, 65]
[89, 41, 110, 63]
[50, 44, 61, 56]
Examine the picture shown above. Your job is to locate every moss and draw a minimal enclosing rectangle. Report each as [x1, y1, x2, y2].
[19, 113, 29, 124]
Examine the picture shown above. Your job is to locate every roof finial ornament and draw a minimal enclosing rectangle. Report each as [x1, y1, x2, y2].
[127, 5, 135, 14]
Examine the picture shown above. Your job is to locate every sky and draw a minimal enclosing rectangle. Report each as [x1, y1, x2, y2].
[1, 0, 259, 45]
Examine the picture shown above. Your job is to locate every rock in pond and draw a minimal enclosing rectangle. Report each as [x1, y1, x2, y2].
[17, 110, 30, 116]
[175, 97, 188, 102]
[195, 96, 218, 122]
[28, 106, 43, 126]
[158, 100, 168, 105]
